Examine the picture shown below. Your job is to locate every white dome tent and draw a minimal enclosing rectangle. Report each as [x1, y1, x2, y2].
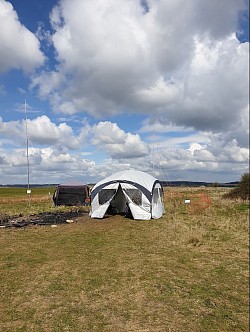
[90, 170, 165, 220]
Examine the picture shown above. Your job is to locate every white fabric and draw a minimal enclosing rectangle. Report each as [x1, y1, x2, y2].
[90, 201, 111, 219]
[129, 203, 151, 220]
[91, 170, 157, 193]
[122, 189, 151, 220]
[90, 183, 119, 218]
[152, 183, 165, 219]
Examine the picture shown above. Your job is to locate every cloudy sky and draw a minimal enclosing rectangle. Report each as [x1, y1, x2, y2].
[0, 0, 249, 185]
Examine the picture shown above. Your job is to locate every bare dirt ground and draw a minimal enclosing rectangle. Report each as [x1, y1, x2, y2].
[0, 211, 88, 228]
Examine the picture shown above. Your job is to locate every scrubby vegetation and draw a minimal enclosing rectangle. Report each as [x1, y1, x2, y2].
[223, 173, 250, 200]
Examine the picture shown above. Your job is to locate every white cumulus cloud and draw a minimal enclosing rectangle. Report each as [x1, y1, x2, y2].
[0, 115, 79, 149]
[30, 0, 248, 148]
[0, 0, 45, 73]
[91, 121, 149, 159]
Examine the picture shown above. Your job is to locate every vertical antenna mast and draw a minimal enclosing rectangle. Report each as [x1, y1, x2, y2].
[152, 113, 156, 175]
[24, 100, 31, 206]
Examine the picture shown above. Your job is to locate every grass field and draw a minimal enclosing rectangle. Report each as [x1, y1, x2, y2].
[0, 187, 249, 332]
[0, 187, 58, 216]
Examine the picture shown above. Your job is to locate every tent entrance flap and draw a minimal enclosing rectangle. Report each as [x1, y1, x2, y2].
[121, 183, 151, 220]
[107, 185, 128, 215]
[91, 184, 131, 218]
[90, 183, 119, 218]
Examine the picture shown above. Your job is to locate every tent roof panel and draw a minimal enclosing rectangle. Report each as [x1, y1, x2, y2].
[57, 182, 88, 187]
[92, 170, 159, 193]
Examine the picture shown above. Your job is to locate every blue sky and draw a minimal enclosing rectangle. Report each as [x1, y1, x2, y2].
[0, 0, 249, 184]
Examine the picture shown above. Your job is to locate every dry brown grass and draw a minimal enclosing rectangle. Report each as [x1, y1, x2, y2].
[0, 186, 249, 331]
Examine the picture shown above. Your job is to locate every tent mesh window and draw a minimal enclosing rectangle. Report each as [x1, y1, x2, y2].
[153, 188, 163, 204]
[125, 189, 142, 205]
[99, 189, 116, 204]
[153, 188, 159, 203]
[56, 187, 88, 206]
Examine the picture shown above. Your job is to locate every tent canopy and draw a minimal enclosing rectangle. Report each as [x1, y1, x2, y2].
[53, 181, 90, 206]
[90, 170, 164, 220]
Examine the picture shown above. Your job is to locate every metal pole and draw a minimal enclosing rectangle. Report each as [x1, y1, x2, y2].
[24, 100, 31, 207]
[152, 113, 156, 174]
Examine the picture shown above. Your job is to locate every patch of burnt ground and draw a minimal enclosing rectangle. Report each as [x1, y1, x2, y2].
[0, 210, 86, 228]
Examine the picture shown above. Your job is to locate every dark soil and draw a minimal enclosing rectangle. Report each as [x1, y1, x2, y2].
[0, 211, 87, 228]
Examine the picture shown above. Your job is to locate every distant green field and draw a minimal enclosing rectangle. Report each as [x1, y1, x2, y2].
[0, 187, 249, 331]
[0, 186, 56, 197]
[0, 187, 59, 216]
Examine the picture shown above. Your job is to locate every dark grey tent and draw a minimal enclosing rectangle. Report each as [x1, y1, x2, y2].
[53, 182, 90, 206]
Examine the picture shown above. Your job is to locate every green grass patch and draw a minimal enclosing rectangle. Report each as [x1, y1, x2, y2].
[236, 203, 250, 211]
